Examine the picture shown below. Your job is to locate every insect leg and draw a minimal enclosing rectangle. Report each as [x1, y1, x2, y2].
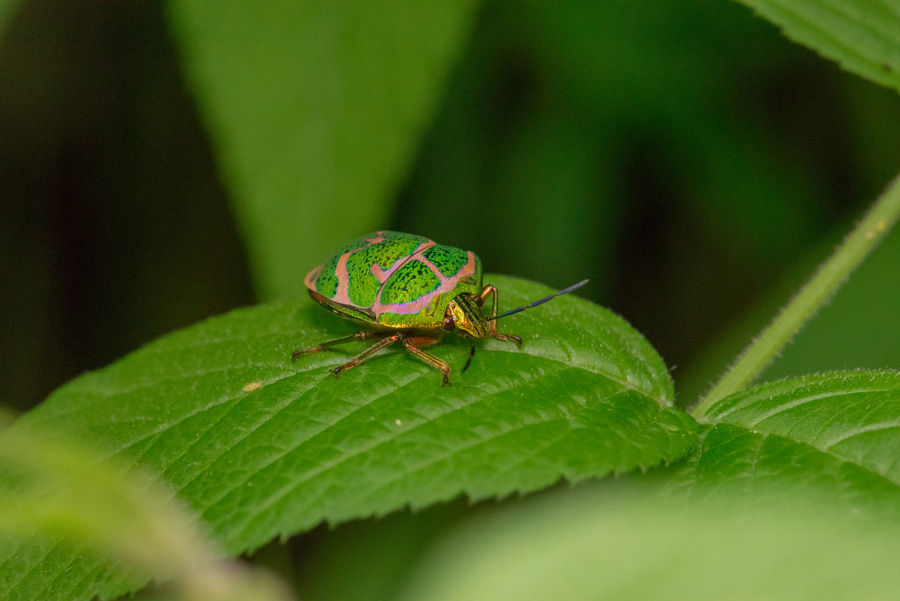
[330, 333, 403, 377]
[292, 330, 391, 361]
[462, 340, 476, 373]
[403, 336, 452, 386]
[478, 285, 523, 347]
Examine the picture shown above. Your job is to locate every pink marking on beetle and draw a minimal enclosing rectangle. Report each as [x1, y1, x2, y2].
[305, 233, 388, 296]
[370, 240, 435, 283]
[304, 265, 322, 290]
[331, 251, 353, 305]
[330, 232, 397, 303]
[372, 250, 477, 317]
[365, 231, 387, 245]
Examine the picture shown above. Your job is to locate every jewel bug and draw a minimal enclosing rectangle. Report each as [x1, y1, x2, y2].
[292, 231, 587, 386]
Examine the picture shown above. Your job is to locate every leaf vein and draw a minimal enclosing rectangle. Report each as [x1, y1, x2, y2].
[228, 367, 568, 538]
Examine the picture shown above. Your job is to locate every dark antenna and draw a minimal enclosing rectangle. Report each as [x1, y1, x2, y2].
[487, 279, 589, 321]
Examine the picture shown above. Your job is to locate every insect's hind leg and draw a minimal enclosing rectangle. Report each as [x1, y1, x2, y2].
[292, 330, 393, 361]
[478, 285, 522, 347]
[330, 333, 402, 378]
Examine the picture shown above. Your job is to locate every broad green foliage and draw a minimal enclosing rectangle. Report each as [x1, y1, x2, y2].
[664, 422, 900, 521]
[0, 275, 694, 601]
[395, 487, 900, 601]
[670, 371, 900, 519]
[4, 2, 900, 599]
[736, 0, 900, 94]
[166, 1, 480, 299]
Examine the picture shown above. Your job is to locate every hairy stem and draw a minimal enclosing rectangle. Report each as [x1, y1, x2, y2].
[693, 172, 900, 421]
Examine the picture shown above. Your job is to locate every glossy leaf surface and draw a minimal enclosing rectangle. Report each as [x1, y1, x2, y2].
[0, 275, 695, 601]
[672, 371, 900, 517]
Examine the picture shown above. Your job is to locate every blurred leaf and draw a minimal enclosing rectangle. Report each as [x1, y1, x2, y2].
[0, 275, 695, 601]
[289, 502, 469, 601]
[166, 1, 480, 298]
[736, 0, 900, 94]
[669, 371, 900, 519]
[0, 426, 292, 601]
[395, 485, 900, 601]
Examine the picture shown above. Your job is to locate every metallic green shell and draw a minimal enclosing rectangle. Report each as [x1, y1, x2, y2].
[304, 231, 482, 329]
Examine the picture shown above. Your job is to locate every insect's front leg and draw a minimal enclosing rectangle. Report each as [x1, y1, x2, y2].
[291, 330, 392, 361]
[478, 285, 523, 347]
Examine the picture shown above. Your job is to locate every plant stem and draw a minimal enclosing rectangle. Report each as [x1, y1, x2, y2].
[693, 172, 900, 421]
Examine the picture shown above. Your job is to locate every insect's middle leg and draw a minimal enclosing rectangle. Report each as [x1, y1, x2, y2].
[331, 333, 403, 377]
[292, 330, 392, 361]
[403, 335, 452, 386]
[479, 285, 522, 347]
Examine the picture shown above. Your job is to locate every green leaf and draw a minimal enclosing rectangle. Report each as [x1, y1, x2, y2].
[0, 275, 695, 601]
[670, 371, 900, 518]
[165, 1, 480, 299]
[736, 0, 900, 94]
[706, 371, 900, 477]
[395, 486, 900, 601]
[0, 424, 291, 601]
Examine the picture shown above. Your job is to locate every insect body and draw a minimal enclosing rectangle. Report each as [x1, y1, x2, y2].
[293, 231, 586, 386]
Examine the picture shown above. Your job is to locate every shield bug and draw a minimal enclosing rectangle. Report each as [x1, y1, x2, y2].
[292, 231, 587, 386]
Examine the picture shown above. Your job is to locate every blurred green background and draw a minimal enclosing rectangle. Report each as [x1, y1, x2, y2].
[2, 2, 900, 597]
[3, 1, 898, 414]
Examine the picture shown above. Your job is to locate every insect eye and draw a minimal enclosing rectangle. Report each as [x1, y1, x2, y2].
[442, 316, 456, 331]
